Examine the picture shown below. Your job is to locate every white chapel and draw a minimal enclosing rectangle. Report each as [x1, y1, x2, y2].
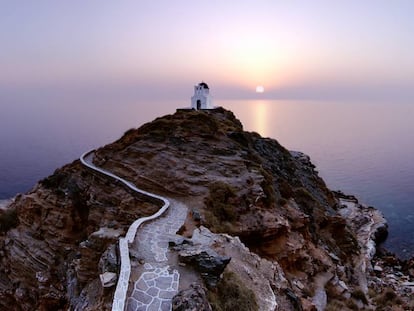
[191, 82, 214, 110]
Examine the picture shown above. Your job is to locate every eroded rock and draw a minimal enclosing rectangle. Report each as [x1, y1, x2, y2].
[172, 283, 212, 311]
[173, 227, 280, 311]
[178, 246, 230, 288]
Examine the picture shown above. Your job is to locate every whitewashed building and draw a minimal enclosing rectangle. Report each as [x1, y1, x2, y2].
[191, 82, 214, 110]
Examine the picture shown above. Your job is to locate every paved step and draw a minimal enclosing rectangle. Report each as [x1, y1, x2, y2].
[127, 201, 187, 311]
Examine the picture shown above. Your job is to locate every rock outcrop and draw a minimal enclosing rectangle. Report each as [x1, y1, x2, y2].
[177, 245, 231, 288]
[172, 283, 212, 311]
[0, 163, 159, 310]
[0, 107, 412, 310]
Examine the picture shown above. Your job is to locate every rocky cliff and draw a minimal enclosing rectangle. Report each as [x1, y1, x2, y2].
[0, 107, 413, 310]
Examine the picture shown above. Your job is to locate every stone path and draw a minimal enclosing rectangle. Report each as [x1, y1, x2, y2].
[127, 201, 187, 311]
[80, 150, 187, 311]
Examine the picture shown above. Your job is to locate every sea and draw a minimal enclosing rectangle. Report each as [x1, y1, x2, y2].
[1, 97, 413, 259]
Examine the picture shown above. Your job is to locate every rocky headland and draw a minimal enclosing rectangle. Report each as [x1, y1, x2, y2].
[0, 107, 413, 310]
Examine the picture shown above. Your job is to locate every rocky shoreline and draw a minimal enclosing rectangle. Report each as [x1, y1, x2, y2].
[334, 192, 414, 309]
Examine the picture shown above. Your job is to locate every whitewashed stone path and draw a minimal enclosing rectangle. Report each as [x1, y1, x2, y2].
[80, 150, 187, 311]
[127, 202, 187, 311]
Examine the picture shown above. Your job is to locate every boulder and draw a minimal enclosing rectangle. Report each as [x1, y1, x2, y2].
[178, 247, 231, 288]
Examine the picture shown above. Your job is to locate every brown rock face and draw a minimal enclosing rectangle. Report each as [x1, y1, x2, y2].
[1, 107, 411, 310]
[0, 162, 159, 310]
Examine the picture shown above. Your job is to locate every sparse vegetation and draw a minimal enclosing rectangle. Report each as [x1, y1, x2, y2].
[325, 283, 373, 311]
[351, 288, 368, 305]
[41, 171, 89, 227]
[204, 181, 238, 232]
[208, 271, 258, 311]
[0, 207, 18, 232]
[119, 128, 139, 146]
[326, 298, 358, 311]
[279, 179, 294, 200]
[258, 167, 276, 206]
[294, 187, 317, 205]
[67, 179, 89, 224]
[325, 300, 347, 311]
[301, 285, 315, 298]
[374, 287, 403, 309]
[367, 287, 377, 298]
[123, 127, 136, 136]
[40, 171, 69, 190]
[345, 299, 359, 310]
[278, 198, 288, 206]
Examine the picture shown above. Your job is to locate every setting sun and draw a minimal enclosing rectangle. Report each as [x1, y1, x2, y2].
[256, 85, 265, 93]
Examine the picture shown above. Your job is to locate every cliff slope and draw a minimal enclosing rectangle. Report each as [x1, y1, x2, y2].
[0, 107, 412, 310]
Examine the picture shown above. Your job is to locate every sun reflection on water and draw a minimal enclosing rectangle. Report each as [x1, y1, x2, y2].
[251, 100, 268, 137]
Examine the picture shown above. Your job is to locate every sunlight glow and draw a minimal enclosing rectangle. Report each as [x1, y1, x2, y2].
[256, 85, 265, 93]
[251, 100, 268, 137]
[216, 26, 301, 91]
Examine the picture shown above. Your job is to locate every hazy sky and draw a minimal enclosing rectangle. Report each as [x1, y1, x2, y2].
[1, 1, 413, 100]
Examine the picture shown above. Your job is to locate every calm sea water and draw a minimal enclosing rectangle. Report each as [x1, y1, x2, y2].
[0, 97, 413, 258]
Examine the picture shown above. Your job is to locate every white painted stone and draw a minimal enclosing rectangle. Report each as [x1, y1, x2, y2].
[91, 227, 123, 239]
[100, 272, 117, 288]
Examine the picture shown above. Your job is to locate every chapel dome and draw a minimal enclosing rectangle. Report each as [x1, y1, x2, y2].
[199, 82, 209, 89]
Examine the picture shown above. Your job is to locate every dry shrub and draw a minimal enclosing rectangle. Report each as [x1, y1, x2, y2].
[208, 271, 258, 311]
[374, 287, 403, 309]
[0, 207, 18, 232]
[204, 181, 238, 233]
[351, 288, 368, 305]
[325, 300, 347, 311]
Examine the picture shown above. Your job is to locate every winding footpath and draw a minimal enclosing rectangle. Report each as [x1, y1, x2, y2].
[80, 150, 187, 311]
[127, 202, 187, 311]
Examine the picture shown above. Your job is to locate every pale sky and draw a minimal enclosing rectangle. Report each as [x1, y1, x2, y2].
[1, 1, 413, 100]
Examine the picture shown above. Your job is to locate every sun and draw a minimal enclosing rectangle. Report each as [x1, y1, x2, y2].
[256, 85, 265, 93]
